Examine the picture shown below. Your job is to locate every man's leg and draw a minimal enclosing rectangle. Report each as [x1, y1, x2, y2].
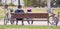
[31, 20, 33, 24]
[55, 21, 58, 26]
[22, 19, 24, 25]
[16, 19, 18, 25]
[27, 20, 30, 24]
[27, 18, 30, 24]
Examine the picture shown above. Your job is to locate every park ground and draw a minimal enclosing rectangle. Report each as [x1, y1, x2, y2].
[0, 7, 60, 29]
[0, 25, 60, 29]
[0, 20, 60, 29]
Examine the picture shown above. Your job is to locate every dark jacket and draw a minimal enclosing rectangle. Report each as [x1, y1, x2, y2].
[15, 9, 24, 13]
[15, 9, 24, 20]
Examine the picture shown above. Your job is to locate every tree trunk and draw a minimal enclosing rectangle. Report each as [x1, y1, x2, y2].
[0, 0, 1, 5]
[11, 0, 13, 6]
[18, 0, 20, 5]
[5, 0, 7, 4]
[0, 0, 1, 3]
[11, 0, 12, 4]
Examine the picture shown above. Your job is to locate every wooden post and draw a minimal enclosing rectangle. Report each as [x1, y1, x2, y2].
[5, 0, 7, 5]
[18, 0, 20, 5]
[0, 0, 2, 5]
[47, 0, 51, 9]
[47, 0, 51, 25]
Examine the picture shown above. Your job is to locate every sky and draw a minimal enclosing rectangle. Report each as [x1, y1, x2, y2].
[2, 0, 25, 6]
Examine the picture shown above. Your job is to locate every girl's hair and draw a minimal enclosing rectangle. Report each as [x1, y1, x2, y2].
[4, 4, 8, 9]
[10, 9, 13, 12]
[27, 10, 31, 12]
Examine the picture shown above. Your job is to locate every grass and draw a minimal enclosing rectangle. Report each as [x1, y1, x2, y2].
[0, 25, 60, 29]
[0, 10, 4, 19]
[0, 15, 4, 19]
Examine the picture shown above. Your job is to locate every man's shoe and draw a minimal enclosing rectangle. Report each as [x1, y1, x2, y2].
[22, 24, 24, 25]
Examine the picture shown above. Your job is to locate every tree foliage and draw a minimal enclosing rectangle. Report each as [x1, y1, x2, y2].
[24, 0, 32, 6]
[56, 0, 60, 7]
[51, 0, 60, 7]
[31, 0, 37, 7]
[0, 0, 2, 5]
[9, 3, 15, 6]
[0, 0, 1, 3]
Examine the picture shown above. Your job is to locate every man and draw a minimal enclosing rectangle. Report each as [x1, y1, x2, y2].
[51, 14, 59, 26]
[15, 5, 24, 25]
[47, 9, 59, 26]
[3, 4, 10, 25]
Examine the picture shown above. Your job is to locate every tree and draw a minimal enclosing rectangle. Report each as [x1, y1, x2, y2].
[56, 0, 60, 7]
[40, 0, 46, 7]
[24, 0, 47, 7]
[0, 0, 1, 3]
[10, 0, 13, 6]
[9, 0, 16, 6]
[18, 0, 20, 5]
[0, 0, 2, 3]
[37, 0, 41, 7]
[0, 0, 2, 6]
[24, 0, 32, 6]
[31, 0, 46, 7]
[31, 0, 38, 7]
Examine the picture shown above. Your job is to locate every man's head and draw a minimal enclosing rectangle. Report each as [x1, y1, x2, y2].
[4, 4, 8, 9]
[52, 14, 56, 17]
[18, 5, 22, 8]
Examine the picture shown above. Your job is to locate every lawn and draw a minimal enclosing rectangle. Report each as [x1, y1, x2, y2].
[0, 25, 60, 29]
[0, 10, 4, 19]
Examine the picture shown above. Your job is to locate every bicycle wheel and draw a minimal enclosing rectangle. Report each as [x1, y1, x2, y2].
[4, 15, 9, 25]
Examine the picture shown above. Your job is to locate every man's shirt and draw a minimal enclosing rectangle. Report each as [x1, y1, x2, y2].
[15, 9, 24, 13]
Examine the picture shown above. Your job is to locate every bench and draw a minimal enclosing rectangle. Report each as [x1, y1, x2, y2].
[11, 13, 49, 25]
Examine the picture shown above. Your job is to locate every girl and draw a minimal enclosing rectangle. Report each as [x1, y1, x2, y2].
[26, 7, 33, 24]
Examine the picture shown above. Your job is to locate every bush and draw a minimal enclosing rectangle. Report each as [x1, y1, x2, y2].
[0, 4, 3, 6]
[9, 3, 16, 6]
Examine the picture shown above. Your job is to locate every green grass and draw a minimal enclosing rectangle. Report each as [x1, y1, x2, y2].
[0, 25, 60, 29]
[0, 10, 4, 19]
[0, 15, 4, 19]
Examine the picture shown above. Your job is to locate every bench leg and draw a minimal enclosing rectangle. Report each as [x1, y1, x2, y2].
[48, 20, 49, 25]
[27, 20, 33, 24]
[31, 20, 33, 24]
[16, 20, 18, 25]
[22, 20, 24, 25]
[47, 17, 49, 25]
[27, 20, 30, 24]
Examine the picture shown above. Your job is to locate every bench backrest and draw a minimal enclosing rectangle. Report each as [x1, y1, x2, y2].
[11, 13, 49, 18]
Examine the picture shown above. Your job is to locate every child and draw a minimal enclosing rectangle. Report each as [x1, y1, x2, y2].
[3, 4, 9, 25]
[51, 14, 59, 26]
[26, 7, 33, 24]
[47, 9, 59, 26]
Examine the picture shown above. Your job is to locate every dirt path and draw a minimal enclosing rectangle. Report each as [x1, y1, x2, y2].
[0, 20, 60, 26]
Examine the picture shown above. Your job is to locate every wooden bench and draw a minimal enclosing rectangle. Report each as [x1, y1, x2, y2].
[11, 13, 49, 25]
